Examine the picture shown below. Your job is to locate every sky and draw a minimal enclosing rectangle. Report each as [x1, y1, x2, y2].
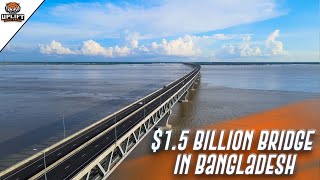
[1, 0, 319, 62]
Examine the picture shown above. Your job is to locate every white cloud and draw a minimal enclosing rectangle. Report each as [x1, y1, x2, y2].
[39, 30, 288, 59]
[125, 32, 141, 49]
[217, 29, 286, 58]
[80, 40, 113, 57]
[151, 35, 201, 56]
[40, 35, 202, 57]
[151, 42, 159, 49]
[219, 36, 262, 57]
[138, 45, 149, 52]
[221, 44, 262, 57]
[114, 45, 130, 56]
[40, 40, 74, 55]
[265, 29, 287, 55]
[40, 40, 130, 57]
[130, 40, 139, 48]
[239, 43, 262, 57]
[79, 40, 131, 57]
[221, 45, 236, 55]
[17, 0, 285, 43]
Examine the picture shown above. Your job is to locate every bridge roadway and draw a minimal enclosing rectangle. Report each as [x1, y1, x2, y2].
[0, 64, 200, 180]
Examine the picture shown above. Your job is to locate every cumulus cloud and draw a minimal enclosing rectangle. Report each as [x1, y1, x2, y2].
[151, 35, 201, 56]
[125, 32, 141, 49]
[80, 40, 113, 57]
[219, 35, 262, 57]
[217, 29, 286, 58]
[40, 40, 74, 55]
[239, 43, 262, 57]
[220, 43, 262, 57]
[40, 30, 287, 59]
[114, 45, 130, 56]
[40, 35, 203, 57]
[265, 29, 287, 55]
[40, 40, 130, 57]
[130, 40, 139, 48]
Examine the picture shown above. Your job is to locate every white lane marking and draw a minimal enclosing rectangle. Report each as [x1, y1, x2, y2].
[63, 141, 114, 180]
[65, 165, 70, 169]
[57, 153, 62, 157]
[81, 154, 86, 158]
[37, 164, 43, 168]
[31, 71, 199, 177]
[95, 144, 99, 148]
[4, 115, 114, 179]
[73, 144, 76, 147]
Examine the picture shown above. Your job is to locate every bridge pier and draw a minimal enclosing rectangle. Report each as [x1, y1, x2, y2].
[196, 73, 201, 82]
[155, 110, 172, 130]
[64, 65, 201, 180]
[192, 74, 201, 90]
[179, 90, 189, 102]
[190, 83, 196, 91]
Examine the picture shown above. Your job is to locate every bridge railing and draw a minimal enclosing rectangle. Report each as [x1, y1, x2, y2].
[73, 64, 201, 180]
[0, 65, 186, 178]
[0, 64, 200, 180]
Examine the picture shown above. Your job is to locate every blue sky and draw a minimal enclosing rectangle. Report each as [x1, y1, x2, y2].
[1, 0, 319, 62]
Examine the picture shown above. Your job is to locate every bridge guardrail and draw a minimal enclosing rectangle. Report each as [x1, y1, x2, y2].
[0, 63, 199, 179]
[72, 64, 201, 179]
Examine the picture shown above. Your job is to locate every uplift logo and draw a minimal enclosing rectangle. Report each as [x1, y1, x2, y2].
[1, 2, 25, 22]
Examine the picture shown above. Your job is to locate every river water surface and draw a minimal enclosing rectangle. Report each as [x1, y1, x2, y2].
[110, 64, 320, 179]
[0, 64, 319, 172]
[0, 63, 191, 170]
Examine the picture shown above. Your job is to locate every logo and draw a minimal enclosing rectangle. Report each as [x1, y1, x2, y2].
[1, 2, 25, 22]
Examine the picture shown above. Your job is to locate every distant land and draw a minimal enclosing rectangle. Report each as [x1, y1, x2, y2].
[0, 62, 319, 65]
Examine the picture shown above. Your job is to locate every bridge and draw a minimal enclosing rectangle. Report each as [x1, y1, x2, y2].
[0, 63, 201, 180]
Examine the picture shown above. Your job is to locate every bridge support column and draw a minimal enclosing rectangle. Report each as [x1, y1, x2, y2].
[179, 90, 189, 103]
[190, 83, 196, 91]
[68, 66, 201, 180]
[155, 109, 172, 130]
[190, 74, 200, 91]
